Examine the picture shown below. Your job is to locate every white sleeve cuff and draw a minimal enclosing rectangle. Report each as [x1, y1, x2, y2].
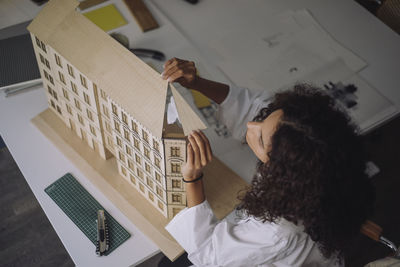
[165, 200, 218, 254]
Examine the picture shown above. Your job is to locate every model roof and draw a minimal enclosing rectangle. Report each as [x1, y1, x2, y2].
[28, 0, 206, 138]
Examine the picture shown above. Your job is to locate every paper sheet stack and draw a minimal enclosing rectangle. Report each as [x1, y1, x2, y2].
[207, 9, 397, 133]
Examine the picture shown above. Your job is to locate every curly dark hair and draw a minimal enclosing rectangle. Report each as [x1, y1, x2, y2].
[237, 84, 375, 260]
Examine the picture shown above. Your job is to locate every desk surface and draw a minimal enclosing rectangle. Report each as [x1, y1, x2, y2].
[1, 0, 400, 266]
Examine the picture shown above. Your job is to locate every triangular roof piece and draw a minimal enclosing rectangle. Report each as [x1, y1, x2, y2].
[27, 0, 168, 139]
[170, 84, 207, 136]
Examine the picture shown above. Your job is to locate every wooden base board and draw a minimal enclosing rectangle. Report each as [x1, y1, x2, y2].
[32, 109, 248, 261]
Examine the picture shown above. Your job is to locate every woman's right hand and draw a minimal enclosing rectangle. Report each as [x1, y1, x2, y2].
[182, 130, 213, 181]
[161, 57, 198, 89]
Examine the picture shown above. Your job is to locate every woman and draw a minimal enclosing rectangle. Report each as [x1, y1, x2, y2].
[161, 58, 375, 266]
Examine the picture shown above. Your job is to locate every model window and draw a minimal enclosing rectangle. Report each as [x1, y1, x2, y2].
[53, 91, 58, 101]
[135, 154, 141, 164]
[122, 112, 128, 124]
[126, 145, 132, 156]
[171, 163, 181, 173]
[156, 186, 163, 197]
[71, 81, 78, 94]
[121, 166, 127, 176]
[124, 129, 130, 141]
[155, 172, 161, 183]
[80, 74, 87, 88]
[45, 59, 50, 69]
[43, 70, 49, 80]
[119, 151, 125, 162]
[35, 36, 41, 47]
[144, 147, 150, 159]
[112, 103, 118, 116]
[146, 178, 153, 188]
[39, 54, 45, 64]
[137, 168, 144, 179]
[105, 122, 111, 133]
[114, 120, 120, 133]
[171, 147, 180, 157]
[139, 183, 145, 192]
[83, 92, 90, 105]
[62, 88, 69, 100]
[40, 41, 47, 53]
[153, 139, 159, 152]
[100, 89, 107, 100]
[172, 179, 181, 189]
[142, 130, 148, 143]
[116, 136, 122, 147]
[154, 157, 160, 168]
[86, 109, 93, 121]
[55, 53, 62, 67]
[56, 105, 62, 115]
[66, 104, 72, 115]
[148, 192, 154, 201]
[172, 193, 182, 203]
[90, 125, 96, 136]
[102, 104, 109, 118]
[130, 174, 136, 185]
[131, 120, 138, 133]
[145, 162, 151, 173]
[67, 64, 74, 77]
[128, 160, 134, 171]
[58, 71, 65, 84]
[49, 74, 54, 85]
[77, 114, 84, 125]
[134, 138, 140, 150]
[74, 98, 81, 111]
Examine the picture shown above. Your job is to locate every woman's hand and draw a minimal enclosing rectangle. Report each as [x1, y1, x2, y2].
[182, 130, 213, 181]
[161, 57, 198, 88]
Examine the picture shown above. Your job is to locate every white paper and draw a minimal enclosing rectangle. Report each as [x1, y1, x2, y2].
[167, 93, 180, 124]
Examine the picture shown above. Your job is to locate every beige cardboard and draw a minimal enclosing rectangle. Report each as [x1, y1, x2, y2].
[170, 84, 207, 136]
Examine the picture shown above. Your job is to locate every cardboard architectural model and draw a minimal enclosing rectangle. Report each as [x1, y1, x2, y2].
[27, 0, 206, 219]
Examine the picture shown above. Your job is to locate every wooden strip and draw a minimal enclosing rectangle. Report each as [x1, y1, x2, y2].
[79, 0, 108, 11]
[123, 0, 159, 32]
[32, 109, 248, 261]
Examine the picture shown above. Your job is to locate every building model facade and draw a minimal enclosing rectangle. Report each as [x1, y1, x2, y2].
[27, 0, 206, 219]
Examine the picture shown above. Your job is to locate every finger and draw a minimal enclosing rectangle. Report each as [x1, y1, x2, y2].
[163, 57, 183, 69]
[186, 143, 194, 166]
[163, 58, 177, 69]
[167, 70, 185, 83]
[189, 134, 201, 169]
[162, 65, 180, 80]
[167, 65, 197, 84]
[197, 130, 213, 162]
[163, 61, 195, 81]
[191, 131, 207, 166]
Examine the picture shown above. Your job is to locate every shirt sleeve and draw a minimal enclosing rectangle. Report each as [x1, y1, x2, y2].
[217, 85, 273, 141]
[165, 200, 287, 266]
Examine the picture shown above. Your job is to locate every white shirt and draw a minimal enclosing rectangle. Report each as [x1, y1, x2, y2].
[166, 85, 342, 267]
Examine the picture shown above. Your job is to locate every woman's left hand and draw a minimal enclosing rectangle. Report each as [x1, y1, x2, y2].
[182, 130, 213, 181]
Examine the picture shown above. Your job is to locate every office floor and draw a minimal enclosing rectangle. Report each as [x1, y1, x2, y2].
[1, 115, 400, 267]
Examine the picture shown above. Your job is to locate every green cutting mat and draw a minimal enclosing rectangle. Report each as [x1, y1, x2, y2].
[45, 173, 131, 255]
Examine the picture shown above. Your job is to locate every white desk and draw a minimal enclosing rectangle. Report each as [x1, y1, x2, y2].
[1, 0, 400, 266]
[152, 0, 400, 111]
[0, 88, 159, 266]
